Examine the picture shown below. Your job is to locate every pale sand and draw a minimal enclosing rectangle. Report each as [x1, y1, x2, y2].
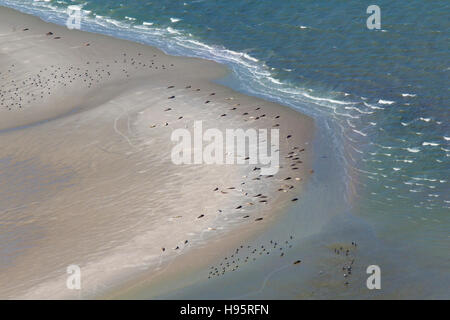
[0, 7, 314, 299]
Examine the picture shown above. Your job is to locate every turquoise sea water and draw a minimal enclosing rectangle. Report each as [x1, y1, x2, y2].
[0, 0, 448, 298]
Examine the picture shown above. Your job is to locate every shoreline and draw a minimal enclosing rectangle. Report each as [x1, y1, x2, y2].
[0, 6, 314, 299]
[101, 171, 307, 300]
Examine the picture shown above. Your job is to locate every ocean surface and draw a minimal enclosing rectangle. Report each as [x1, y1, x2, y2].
[0, 0, 448, 298]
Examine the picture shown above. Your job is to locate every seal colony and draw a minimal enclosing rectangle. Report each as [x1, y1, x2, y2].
[0, 7, 313, 299]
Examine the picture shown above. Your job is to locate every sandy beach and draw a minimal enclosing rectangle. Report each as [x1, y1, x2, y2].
[0, 6, 314, 299]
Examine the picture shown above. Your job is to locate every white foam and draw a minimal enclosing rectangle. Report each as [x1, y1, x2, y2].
[302, 93, 355, 105]
[406, 147, 420, 153]
[351, 145, 364, 154]
[243, 53, 259, 62]
[411, 177, 437, 182]
[67, 5, 82, 11]
[166, 27, 180, 34]
[268, 77, 282, 85]
[352, 129, 367, 137]
[363, 102, 384, 110]
[422, 142, 440, 146]
[133, 25, 150, 30]
[378, 99, 395, 105]
[170, 18, 181, 23]
[401, 93, 416, 97]
[344, 106, 374, 114]
[105, 18, 130, 28]
[396, 159, 414, 163]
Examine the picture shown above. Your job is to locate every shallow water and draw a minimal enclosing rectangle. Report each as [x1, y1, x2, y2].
[0, 0, 448, 298]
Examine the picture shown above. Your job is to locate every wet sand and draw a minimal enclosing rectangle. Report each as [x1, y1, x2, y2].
[0, 6, 314, 299]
